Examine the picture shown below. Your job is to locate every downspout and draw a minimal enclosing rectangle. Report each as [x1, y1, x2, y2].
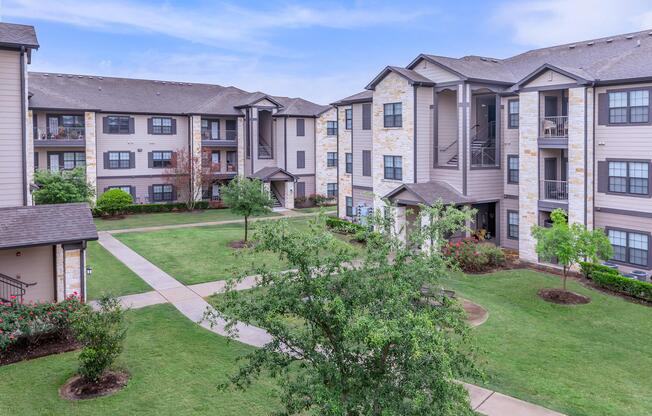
[284, 117, 287, 170]
[20, 46, 27, 206]
[592, 84, 596, 228]
[584, 87, 588, 227]
[336, 107, 340, 218]
[413, 85, 418, 184]
[462, 83, 468, 196]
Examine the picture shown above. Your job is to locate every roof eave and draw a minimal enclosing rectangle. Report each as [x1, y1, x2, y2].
[514, 63, 592, 90]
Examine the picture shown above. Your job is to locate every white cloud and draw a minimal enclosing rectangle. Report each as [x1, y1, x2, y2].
[494, 0, 652, 47]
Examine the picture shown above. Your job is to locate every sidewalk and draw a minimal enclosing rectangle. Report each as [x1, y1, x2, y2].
[98, 231, 565, 416]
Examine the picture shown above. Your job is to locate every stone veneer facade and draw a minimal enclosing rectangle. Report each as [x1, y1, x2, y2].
[190, 115, 203, 201]
[567, 87, 593, 229]
[84, 111, 97, 201]
[315, 108, 337, 196]
[517, 91, 539, 262]
[337, 106, 352, 217]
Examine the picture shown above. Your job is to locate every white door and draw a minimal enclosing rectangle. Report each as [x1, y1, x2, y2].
[49, 154, 60, 172]
[212, 184, 220, 200]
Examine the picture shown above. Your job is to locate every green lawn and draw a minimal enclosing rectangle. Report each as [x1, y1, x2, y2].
[0, 304, 278, 415]
[94, 209, 281, 231]
[116, 218, 362, 286]
[442, 270, 652, 416]
[292, 206, 336, 214]
[86, 241, 152, 300]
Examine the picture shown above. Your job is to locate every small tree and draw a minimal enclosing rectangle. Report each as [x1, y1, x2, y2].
[96, 189, 132, 217]
[71, 295, 127, 382]
[220, 176, 273, 243]
[33, 167, 94, 204]
[164, 148, 214, 210]
[532, 209, 612, 291]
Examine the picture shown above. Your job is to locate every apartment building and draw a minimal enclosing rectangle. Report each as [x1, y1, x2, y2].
[28, 74, 331, 209]
[0, 23, 98, 303]
[334, 30, 652, 275]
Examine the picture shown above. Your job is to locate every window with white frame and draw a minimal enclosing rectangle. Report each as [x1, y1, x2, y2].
[106, 116, 131, 134]
[152, 117, 173, 134]
[108, 151, 130, 169]
[109, 186, 132, 195]
[608, 229, 649, 267]
[63, 152, 85, 169]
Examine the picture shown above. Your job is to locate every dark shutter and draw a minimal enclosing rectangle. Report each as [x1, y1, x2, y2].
[597, 161, 608, 193]
[362, 150, 371, 176]
[129, 152, 136, 169]
[148, 152, 153, 168]
[170, 185, 176, 201]
[147, 118, 153, 134]
[597, 93, 608, 126]
[128, 117, 135, 134]
[296, 182, 305, 197]
[171, 118, 177, 134]
[648, 162, 652, 197]
[362, 103, 371, 130]
[296, 119, 305, 136]
[102, 117, 109, 134]
[129, 186, 136, 201]
[297, 151, 305, 169]
[103, 152, 110, 169]
[148, 186, 154, 203]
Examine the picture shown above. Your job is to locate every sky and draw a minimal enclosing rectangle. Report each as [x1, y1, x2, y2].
[2, 0, 652, 104]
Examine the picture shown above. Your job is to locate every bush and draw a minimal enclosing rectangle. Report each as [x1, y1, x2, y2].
[592, 271, 652, 302]
[579, 261, 619, 279]
[309, 193, 335, 207]
[325, 217, 365, 235]
[96, 189, 133, 216]
[0, 295, 82, 351]
[71, 295, 127, 382]
[33, 167, 94, 205]
[443, 238, 506, 273]
[92, 201, 211, 217]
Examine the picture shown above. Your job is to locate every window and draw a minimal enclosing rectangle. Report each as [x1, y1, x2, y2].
[508, 100, 519, 128]
[345, 153, 353, 174]
[346, 196, 353, 217]
[608, 229, 649, 267]
[108, 186, 132, 195]
[383, 155, 402, 180]
[34, 152, 39, 171]
[106, 116, 132, 134]
[507, 211, 519, 240]
[327, 121, 338, 136]
[108, 151, 131, 169]
[608, 161, 648, 195]
[507, 155, 519, 184]
[327, 152, 337, 167]
[63, 152, 85, 169]
[609, 90, 649, 124]
[152, 151, 173, 168]
[362, 150, 371, 176]
[151, 117, 173, 134]
[152, 184, 173, 202]
[327, 183, 338, 198]
[211, 151, 221, 167]
[383, 103, 402, 128]
[296, 119, 305, 136]
[225, 120, 237, 140]
[297, 151, 305, 169]
[201, 119, 220, 140]
[362, 103, 371, 130]
[345, 109, 352, 130]
[296, 182, 305, 198]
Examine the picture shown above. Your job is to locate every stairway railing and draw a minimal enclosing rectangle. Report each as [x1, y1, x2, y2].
[0, 272, 36, 303]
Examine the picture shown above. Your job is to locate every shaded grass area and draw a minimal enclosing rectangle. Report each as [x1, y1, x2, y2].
[116, 218, 362, 286]
[86, 241, 152, 300]
[0, 304, 279, 416]
[292, 206, 336, 214]
[94, 209, 281, 231]
[442, 269, 652, 416]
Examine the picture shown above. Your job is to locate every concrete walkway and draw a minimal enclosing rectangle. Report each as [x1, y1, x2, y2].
[98, 231, 564, 416]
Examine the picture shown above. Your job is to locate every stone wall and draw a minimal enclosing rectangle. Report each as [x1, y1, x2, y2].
[190, 115, 203, 201]
[517, 91, 539, 262]
[315, 108, 337, 196]
[337, 106, 352, 218]
[85, 111, 97, 202]
[567, 87, 592, 229]
[64, 248, 82, 298]
[237, 117, 246, 175]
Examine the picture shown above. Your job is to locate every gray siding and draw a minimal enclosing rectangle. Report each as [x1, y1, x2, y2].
[351, 102, 373, 188]
[502, 97, 519, 196]
[500, 198, 519, 250]
[415, 86, 432, 182]
[284, 117, 315, 175]
[0, 49, 24, 207]
[595, 211, 652, 273]
[97, 175, 188, 204]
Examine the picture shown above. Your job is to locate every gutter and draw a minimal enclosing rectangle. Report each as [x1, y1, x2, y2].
[20, 46, 27, 206]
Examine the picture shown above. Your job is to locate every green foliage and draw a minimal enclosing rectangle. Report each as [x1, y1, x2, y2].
[579, 261, 619, 279]
[325, 216, 366, 234]
[209, 207, 480, 415]
[71, 295, 127, 382]
[96, 189, 133, 216]
[33, 167, 94, 205]
[0, 295, 82, 351]
[443, 238, 506, 273]
[592, 271, 652, 302]
[532, 209, 612, 290]
[220, 177, 273, 242]
[92, 201, 211, 217]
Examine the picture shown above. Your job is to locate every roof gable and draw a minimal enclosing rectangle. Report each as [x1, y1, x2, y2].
[515, 64, 591, 90]
[366, 66, 435, 90]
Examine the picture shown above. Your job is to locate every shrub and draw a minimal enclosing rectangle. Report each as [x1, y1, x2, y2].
[443, 238, 506, 273]
[579, 261, 619, 279]
[0, 294, 82, 351]
[33, 167, 94, 205]
[309, 193, 334, 207]
[71, 295, 127, 382]
[96, 189, 133, 216]
[592, 271, 652, 302]
[325, 217, 365, 235]
[92, 201, 211, 217]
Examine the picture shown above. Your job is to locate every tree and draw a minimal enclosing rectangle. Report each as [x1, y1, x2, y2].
[209, 205, 481, 416]
[96, 188, 133, 217]
[220, 176, 273, 243]
[532, 209, 612, 291]
[33, 167, 94, 204]
[164, 148, 214, 210]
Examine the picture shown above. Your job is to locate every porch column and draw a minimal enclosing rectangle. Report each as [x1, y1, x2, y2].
[190, 115, 203, 202]
[26, 110, 35, 205]
[518, 91, 540, 263]
[392, 206, 407, 243]
[85, 111, 97, 203]
[420, 211, 434, 254]
[567, 87, 593, 229]
[237, 117, 246, 175]
[284, 181, 295, 209]
[55, 244, 85, 301]
[55, 245, 65, 301]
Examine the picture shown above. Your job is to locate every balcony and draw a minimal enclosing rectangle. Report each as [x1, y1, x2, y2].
[201, 129, 237, 147]
[540, 116, 568, 138]
[258, 145, 273, 159]
[204, 162, 237, 177]
[34, 127, 86, 147]
[470, 146, 497, 168]
[541, 180, 568, 201]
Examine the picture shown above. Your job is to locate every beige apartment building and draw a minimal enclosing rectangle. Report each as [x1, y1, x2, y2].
[334, 30, 652, 277]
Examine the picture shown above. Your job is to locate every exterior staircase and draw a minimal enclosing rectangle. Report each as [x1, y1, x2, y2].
[270, 188, 282, 208]
[0, 272, 36, 303]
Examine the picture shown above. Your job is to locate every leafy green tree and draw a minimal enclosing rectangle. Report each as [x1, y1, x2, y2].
[220, 176, 273, 243]
[532, 209, 612, 291]
[209, 204, 480, 416]
[33, 167, 94, 205]
[96, 189, 133, 217]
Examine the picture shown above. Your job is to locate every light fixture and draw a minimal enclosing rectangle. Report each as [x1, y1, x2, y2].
[86, 266, 93, 276]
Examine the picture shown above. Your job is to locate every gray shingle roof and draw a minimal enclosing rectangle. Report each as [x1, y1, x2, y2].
[385, 181, 472, 205]
[249, 167, 297, 181]
[0, 22, 39, 49]
[272, 96, 330, 117]
[0, 203, 98, 250]
[331, 90, 373, 106]
[366, 66, 435, 90]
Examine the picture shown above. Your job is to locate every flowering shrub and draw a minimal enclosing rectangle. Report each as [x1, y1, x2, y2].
[0, 294, 83, 351]
[443, 238, 506, 273]
[309, 193, 335, 207]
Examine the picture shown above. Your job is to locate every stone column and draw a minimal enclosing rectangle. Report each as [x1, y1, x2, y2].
[26, 110, 35, 205]
[190, 115, 203, 202]
[237, 117, 246, 175]
[84, 111, 97, 202]
[392, 206, 407, 243]
[567, 87, 592, 229]
[284, 181, 295, 209]
[55, 245, 65, 301]
[518, 91, 539, 263]
[64, 247, 82, 298]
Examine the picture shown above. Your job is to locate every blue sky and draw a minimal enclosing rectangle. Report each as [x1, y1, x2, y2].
[2, 0, 652, 104]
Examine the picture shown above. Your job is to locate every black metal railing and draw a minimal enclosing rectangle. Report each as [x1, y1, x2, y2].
[0, 272, 36, 303]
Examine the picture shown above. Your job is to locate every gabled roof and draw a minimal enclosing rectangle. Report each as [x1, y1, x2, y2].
[366, 66, 435, 90]
[272, 96, 331, 117]
[331, 90, 373, 106]
[514, 63, 593, 90]
[234, 92, 284, 108]
[384, 181, 472, 206]
[249, 167, 298, 182]
[0, 22, 39, 50]
[0, 203, 98, 250]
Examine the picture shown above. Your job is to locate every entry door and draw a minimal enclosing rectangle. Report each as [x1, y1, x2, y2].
[544, 96, 558, 117]
[544, 158, 558, 180]
[49, 154, 60, 172]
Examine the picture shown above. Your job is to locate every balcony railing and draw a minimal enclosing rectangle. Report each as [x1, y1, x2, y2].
[435, 140, 459, 167]
[470, 146, 497, 167]
[204, 162, 237, 174]
[258, 145, 272, 159]
[35, 126, 85, 141]
[541, 180, 568, 201]
[540, 116, 568, 138]
[201, 130, 238, 141]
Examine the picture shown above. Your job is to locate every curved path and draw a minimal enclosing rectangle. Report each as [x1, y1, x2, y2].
[98, 231, 564, 416]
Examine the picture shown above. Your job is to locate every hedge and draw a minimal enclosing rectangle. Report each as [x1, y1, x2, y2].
[579, 261, 619, 279]
[592, 270, 652, 302]
[93, 201, 211, 217]
[325, 217, 365, 234]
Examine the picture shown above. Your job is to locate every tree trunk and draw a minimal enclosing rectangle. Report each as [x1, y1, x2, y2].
[244, 215, 249, 242]
[562, 266, 567, 291]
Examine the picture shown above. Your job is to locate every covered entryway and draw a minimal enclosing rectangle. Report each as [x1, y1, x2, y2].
[249, 167, 298, 209]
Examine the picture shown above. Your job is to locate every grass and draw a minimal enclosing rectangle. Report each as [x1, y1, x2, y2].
[441, 269, 652, 416]
[0, 304, 279, 415]
[116, 217, 363, 286]
[292, 206, 336, 213]
[94, 209, 281, 231]
[86, 241, 152, 300]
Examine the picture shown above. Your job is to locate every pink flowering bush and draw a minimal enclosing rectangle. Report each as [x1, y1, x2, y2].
[443, 238, 505, 273]
[0, 294, 83, 351]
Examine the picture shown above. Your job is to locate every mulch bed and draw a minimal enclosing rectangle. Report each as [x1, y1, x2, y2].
[538, 288, 591, 305]
[228, 240, 252, 249]
[60, 370, 130, 400]
[0, 332, 79, 367]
